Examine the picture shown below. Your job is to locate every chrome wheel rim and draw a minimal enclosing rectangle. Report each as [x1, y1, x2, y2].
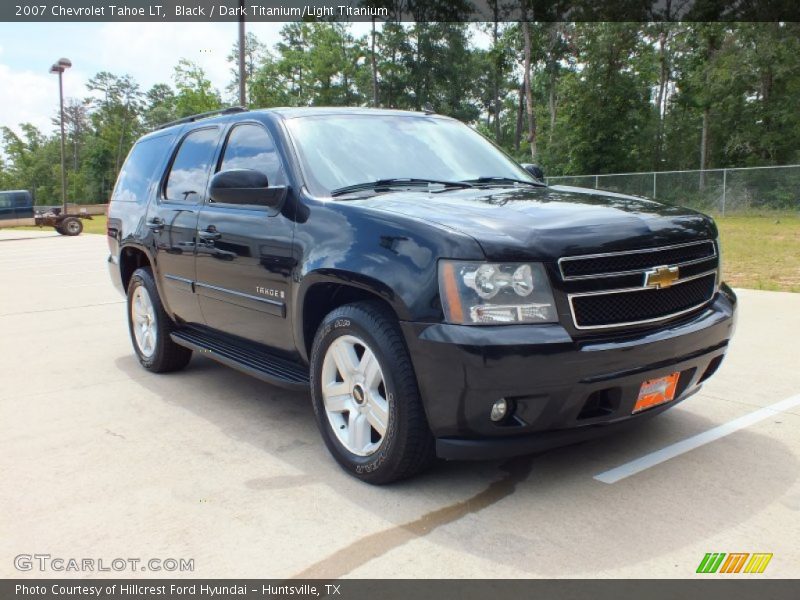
[66, 220, 80, 234]
[131, 286, 157, 358]
[321, 335, 390, 457]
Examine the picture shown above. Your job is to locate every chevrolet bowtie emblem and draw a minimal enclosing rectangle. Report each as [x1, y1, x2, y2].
[645, 265, 680, 289]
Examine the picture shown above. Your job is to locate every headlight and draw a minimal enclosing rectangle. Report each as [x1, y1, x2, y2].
[438, 260, 558, 325]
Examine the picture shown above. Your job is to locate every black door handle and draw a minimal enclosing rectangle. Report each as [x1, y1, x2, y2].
[147, 217, 164, 231]
[198, 227, 221, 241]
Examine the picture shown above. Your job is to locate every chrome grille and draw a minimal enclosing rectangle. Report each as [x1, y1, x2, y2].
[561, 240, 719, 330]
[559, 240, 716, 280]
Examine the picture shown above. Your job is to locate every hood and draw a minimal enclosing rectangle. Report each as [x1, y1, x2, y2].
[350, 185, 717, 261]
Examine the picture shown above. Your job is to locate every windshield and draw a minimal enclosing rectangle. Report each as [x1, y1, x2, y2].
[284, 113, 536, 197]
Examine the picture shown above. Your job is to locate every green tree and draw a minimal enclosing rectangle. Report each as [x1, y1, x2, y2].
[142, 83, 177, 130]
[226, 31, 266, 104]
[549, 23, 656, 174]
[0, 124, 61, 203]
[59, 98, 92, 201]
[3, 23, 800, 204]
[84, 72, 143, 201]
[0, 155, 13, 190]
[173, 59, 222, 117]
[250, 50, 296, 108]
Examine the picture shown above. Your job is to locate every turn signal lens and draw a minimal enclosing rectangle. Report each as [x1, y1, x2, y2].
[440, 261, 465, 323]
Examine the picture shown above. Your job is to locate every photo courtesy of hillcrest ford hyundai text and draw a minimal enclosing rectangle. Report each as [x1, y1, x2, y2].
[106, 107, 736, 484]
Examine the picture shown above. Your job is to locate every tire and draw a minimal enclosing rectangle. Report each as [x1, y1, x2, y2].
[54, 226, 66, 235]
[310, 301, 435, 484]
[61, 217, 83, 236]
[127, 267, 192, 373]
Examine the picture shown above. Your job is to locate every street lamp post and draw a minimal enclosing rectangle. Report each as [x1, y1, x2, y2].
[49, 58, 71, 215]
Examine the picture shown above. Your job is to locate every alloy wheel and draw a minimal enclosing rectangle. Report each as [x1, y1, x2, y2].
[131, 286, 157, 358]
[321, 335, 390, 456]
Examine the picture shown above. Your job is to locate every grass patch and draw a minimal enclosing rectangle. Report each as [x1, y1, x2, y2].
[715, 214, 800, 292]
[75, 215, 107, 235]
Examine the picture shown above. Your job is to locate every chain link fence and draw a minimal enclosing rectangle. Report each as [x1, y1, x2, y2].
[546, 165, 800, 215]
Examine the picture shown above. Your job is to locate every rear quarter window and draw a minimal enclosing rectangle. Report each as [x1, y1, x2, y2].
[112, 133, 173, 203]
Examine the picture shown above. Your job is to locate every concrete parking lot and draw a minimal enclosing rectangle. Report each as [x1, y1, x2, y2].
[1, 229, 799, 579]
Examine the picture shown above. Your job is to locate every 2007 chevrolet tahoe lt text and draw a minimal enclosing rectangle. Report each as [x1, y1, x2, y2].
[106, 107, 737, 484]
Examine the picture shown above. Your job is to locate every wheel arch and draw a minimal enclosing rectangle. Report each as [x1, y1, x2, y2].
[119, 244, 155, 293]
[295, 271, 411, 363]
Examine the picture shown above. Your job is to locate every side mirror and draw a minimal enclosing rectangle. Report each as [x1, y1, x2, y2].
[209, 169, 286, 209]
[521, 163, 545, 182]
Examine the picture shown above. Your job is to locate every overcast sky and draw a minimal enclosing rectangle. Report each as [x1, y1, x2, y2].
[0, 21, 377, 136]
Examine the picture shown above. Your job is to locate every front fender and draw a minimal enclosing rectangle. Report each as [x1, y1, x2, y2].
[290, 196, 486, 359]
[296, 268, 412, 318]
[291, 267, 420, 363]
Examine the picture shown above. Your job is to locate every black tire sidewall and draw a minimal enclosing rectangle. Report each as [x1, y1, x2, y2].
[310, 308, 412, 482]
[63, 218, 82, 236]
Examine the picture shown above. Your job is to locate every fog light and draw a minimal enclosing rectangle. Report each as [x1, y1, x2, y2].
[490, 398, 508, 422]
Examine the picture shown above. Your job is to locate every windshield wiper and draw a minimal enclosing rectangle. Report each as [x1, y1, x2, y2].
[462, 176, 545, 188]
[331, 178, 474, 197]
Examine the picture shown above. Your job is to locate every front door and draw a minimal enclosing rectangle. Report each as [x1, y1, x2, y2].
[195, 122, 297, 355]
[148, 126, 222, 325]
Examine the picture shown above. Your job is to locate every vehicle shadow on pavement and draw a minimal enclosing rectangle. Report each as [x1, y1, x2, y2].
[114, 354, 798, 578]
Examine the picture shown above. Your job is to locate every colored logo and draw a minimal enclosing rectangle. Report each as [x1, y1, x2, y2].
[696, 552, 773, 574]
[645, 265, 680, 289]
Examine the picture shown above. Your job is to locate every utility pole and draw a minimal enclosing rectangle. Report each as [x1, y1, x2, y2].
[238, 0, 246, 107]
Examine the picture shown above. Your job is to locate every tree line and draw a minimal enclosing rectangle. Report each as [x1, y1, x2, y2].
[1, 20, 798, 204]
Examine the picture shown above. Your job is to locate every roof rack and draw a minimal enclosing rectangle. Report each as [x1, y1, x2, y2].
[154, 106, 248, 131]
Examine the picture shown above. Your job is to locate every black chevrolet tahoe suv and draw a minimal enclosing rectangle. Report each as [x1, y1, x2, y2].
[107, 106, 737, 484]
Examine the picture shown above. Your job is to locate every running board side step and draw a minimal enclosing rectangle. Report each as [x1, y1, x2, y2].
[170, 329, 310, 390]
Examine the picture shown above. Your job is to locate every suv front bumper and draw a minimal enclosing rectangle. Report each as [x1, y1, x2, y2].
[401, 284, 737, 460]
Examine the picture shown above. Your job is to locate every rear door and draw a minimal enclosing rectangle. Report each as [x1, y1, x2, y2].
[195, 122, 297, 354]
[148, 126, 222, 325]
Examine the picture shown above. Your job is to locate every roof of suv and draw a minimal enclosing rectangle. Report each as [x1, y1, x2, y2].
[142, 106, 449, 143]
[264, 106, 443, 119]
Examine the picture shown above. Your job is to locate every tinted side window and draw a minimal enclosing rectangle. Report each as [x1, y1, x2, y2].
[0, 195, 11, 208]
[166, 128, 219, 203]
[220, 124, 285, 186]
[112, 134, 173, 203]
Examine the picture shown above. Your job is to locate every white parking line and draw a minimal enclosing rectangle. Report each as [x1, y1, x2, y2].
[594, 393, 800, 484]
